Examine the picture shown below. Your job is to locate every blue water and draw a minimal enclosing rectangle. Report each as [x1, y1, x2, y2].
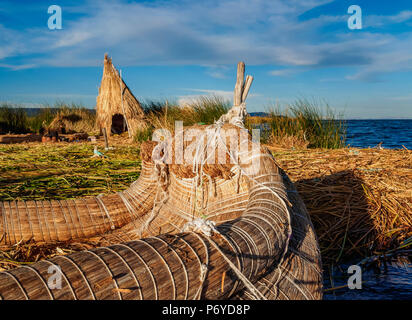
[323, 257, 412, 300]
[327, 119, 412, 299]
[324, 120, 412, 299]
[345, 119, 412, 149]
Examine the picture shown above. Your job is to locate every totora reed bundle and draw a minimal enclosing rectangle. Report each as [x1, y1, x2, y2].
[0, 125, 323, 300]
[0, 62, 323, 300]
[1, 145, 409, 271]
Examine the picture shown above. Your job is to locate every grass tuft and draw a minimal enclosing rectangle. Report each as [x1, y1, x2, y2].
[0, 104, 28, 134]
[0, 102, 95, 135]
[139, 95, 230, 136]
[247, 98, 346, 149]
[47, 102, 96, 134]
[1, 97, 346, 150]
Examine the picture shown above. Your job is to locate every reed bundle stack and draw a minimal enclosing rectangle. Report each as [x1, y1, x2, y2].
[2, 144, 408, 269]
[272, 147, 412, 265]
[48, 108, 96, 134]
[0, 134, 42, 144]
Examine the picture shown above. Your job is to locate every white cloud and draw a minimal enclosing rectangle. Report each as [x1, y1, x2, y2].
[0, 63, 36, 70]
[0, 24, 23, 60]
[270, 68, 301, 77]
[342, 32, 412, 81]
[390, 95, 412, 101]
[205, 65, 230, 79]
[178, 88, 263, 108]
[0, 0, 412, 84]
[178, 89, 234, 105]
[0, 0, 336, 67]
[54, 31, 93, 48]
[365, 10, 412, 28]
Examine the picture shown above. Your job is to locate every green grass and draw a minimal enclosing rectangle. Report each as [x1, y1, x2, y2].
[264, 98, 346, 149]
[0, 102, 95, 134]
[47, 102, 96, 134]
[134, 126, 154, 143]
[0, 143, 141, 201]
[27, 107, 57, 133]
[1, 97, 346, 149]
[140, 95, 230, 133]
[190, 96, 230, 124]
[139, 96, 345, 149]
[0, 104, 28, 134]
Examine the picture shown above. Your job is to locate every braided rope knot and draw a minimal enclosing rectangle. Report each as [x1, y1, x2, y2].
[216, 102, 247, 128]
[154, 160, 169, 190]
[136, 142, 171, 237]
[182, 218, 217, 237]
[151, 139, 169, 186]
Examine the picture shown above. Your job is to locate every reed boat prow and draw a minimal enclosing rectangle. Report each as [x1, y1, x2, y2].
[0, 62, 323, 300]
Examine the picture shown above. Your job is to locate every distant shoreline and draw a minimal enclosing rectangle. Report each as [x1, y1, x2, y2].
[7, 108, 412, 120]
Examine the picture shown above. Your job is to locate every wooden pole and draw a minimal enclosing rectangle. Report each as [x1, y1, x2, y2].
[103, 127, 109, 150]
[120, 70, 132, 138]
[241, 75, 254, 103]
[234, 62, 245, 106]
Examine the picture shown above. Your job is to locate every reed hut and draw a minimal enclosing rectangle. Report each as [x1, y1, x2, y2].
[96, 54, 146, 138]
[48, 107, 96, 134]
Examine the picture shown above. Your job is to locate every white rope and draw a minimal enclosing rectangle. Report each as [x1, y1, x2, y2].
[167, 103, 290, 300]
[137, 152, 169, 236]
[182, 218, 216, 237]
[182, 218, 267, 300]
[184, 110, 292, 255]
[189, 232, 210, 300]
[118, 191, 136, 219]
[1, 202, 7, 244]
[137, 187, 166, 237]
[139, 102, 290, 300]
[195, 263, 209, 299]
[117, 191, 142, 231]
[96, 194, 116, 230]
[215, 131, 293, 299]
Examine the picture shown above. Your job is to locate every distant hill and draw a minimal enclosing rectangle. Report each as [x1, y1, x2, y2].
[20, 107, 266, 118]
[248, 112, 269, 117]
[21, 108, 96, 117]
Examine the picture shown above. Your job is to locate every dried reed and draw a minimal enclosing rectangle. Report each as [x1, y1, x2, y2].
[0, 142, 410, 270]
[48, 104, 96, 134]
[272, 146, 412, 265]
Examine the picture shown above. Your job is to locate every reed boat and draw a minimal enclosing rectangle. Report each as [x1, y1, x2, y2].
[0, 62, 322, 300]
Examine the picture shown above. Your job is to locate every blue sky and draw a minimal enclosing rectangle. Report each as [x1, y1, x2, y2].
[0, 0, 412, 118]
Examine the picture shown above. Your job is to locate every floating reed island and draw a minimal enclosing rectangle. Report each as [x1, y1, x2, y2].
[1, 144, 409, 269]
[271, 147, 411, 266]
[0, 58, 410, 300]
[0, 62, 323, 300]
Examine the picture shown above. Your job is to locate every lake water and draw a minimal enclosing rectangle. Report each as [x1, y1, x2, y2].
[325, 120, 412, 299]
[323, 257, 412, 300]
[345, 119, 412, 149]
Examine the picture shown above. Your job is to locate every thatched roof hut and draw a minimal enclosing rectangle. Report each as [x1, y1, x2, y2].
[96, 54, 146, 138]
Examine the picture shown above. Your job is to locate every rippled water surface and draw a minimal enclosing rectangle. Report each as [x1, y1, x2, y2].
[323, 259, 412, 300]
[334, 120, 411, 299]
[345, 119, 412, 149]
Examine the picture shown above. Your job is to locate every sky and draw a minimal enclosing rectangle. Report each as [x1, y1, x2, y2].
[0, 0, 412, 119]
